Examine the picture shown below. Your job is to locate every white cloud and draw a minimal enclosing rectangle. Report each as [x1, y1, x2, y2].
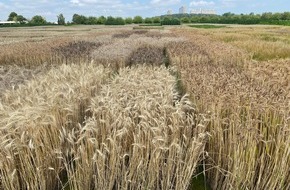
[150, 0, 181, 6]
[219, 0, 241, 8]
[70, 0, 83, 6]
[65, 0, 152, 17]
[190, 1, 215, 7]
[70, 0, 121, 6]
[0, 2, 9, 9]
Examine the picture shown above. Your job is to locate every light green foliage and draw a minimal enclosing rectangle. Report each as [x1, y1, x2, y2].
[125, 17, 133, 24]
[144, 17, 153, 24]
[57, 13, 65, 25]
[30, 15, 46, 25]
[133, 15, 143, 24]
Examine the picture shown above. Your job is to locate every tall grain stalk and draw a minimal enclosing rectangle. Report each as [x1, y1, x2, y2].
[0, 63, 206, 189]
[169, 29, 290, 189]
[0, 39, 69, 67]
[0, 35, 109, 68]
[92, 32, 184, 70]
[63, 66, 207, 190]
[0, 63, 112, 189]
[0, 64, 48, 97]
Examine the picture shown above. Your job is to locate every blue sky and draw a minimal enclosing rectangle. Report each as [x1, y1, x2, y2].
[0, 0, 290, 22]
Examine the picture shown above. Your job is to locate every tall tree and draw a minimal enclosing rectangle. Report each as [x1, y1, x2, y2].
[57, 14, 65, 25]
[261, 12, 272, 21]
[8, 12, 18, 21]
[86, 16, 98, 25]
[281, 12, 290, 20]
[72, 14, 87, 24]
[133, 16, 143, 24]
[16, 15, 27, 23]
[144, 17, 153, 24]
[180, 17, 190, 23]
[97, 16, 106, 24]
[30, 15, 46, 25]
[125, 17, 133, 24]
[153, 17, 161, 23]
[115, 17, 125, 25]
[105, 16, 125, 25]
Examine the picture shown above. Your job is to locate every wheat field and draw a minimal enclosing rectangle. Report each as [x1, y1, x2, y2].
[0, 25, 289, 190]
[169, 26, 290, 189]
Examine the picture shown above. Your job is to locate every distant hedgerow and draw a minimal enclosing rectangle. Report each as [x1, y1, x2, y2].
[161, 17, 181, 25]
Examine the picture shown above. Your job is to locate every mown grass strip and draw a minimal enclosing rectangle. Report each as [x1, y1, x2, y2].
[133, 26, 164, 30]
[188, 25, 227, 29]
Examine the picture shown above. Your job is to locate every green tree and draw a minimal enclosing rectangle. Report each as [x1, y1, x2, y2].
[105, 16, 115, 25]
[180, 17, 190, 23]
[272, 13, 282, 21]
[115, 17, 125, 25]
[97, 16, 106, 24]
[72, 14, 80, 24]
[199, 16, 212, 23]
[57, 14, 65, 25]
[209, 15, 220, 23]
[161, 17, 180, 25]
[153, 17, 161, 23]
[162, 17, 170, 25]
[105, 16, 125, 25]
[281, 12, 290, 20]
[8, 12, 18, 21]
[172, 18, 181, 25]
[144, 17, 153, 24]
[133, 16, 143, 24]
[72, 14, 87, 24]
[222, 12, 235, 17]
[261, 12, 272, 21]
[16, 15, 27, 24]
[30, 15, 46, 25]
[125, 17, 133, 24]
[86, 16, 98, 25]
[190, 16, 200, 23]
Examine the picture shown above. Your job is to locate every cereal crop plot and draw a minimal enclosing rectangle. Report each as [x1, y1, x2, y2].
[0, 63, 112, 190]
[0, 39, 69, 67]
[112, 30, 148, 38]
[0, 65, 48, 97]
[0, 26, 114, 67]
[0, 64, 206, 190]
[1, 25, 288, 190]
[92, 31, 184, 70]
[170, 27, 290, 190]
[0, 27, 207, 190]
[63, 66, 206, 190]
[52, 41, 103, 64]
[190, 25, 290, 61]
[127, 45, 168, 67]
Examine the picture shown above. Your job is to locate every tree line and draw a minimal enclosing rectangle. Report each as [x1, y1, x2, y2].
[168, 12, 290, 25]
[71, 14, 162, 25]
[2, 12, 158, 26]
[2, 12, 65, 26]
[3, 11, 290, 26]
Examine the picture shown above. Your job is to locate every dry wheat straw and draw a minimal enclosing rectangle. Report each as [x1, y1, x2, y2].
[92, 31, 184, 70]
[170, 29, 290, 189]
[0, 62, 206, 189]
[0, 63, 111, 189]
[64, 66, 206, 190]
